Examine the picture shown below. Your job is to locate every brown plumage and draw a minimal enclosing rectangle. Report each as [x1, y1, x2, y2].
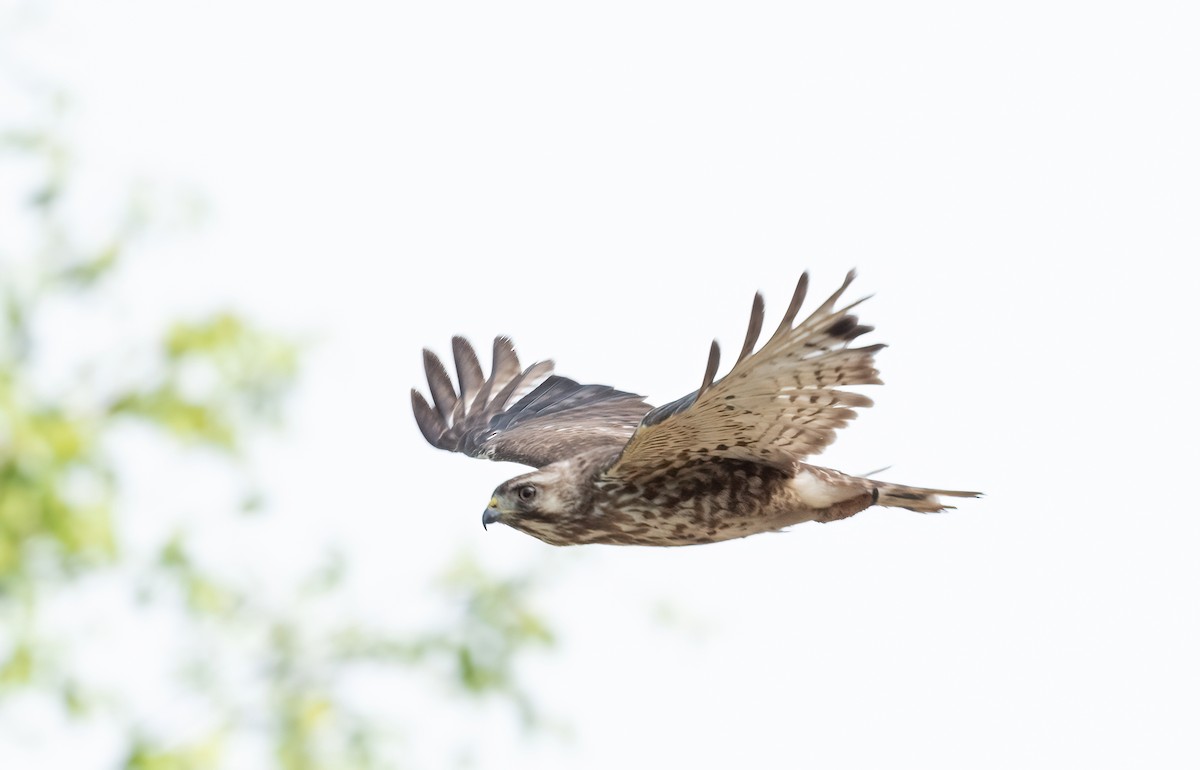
[412, 271, 979, 546]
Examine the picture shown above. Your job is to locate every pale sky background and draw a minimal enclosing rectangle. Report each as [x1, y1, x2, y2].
[3, 1, 1199, 768]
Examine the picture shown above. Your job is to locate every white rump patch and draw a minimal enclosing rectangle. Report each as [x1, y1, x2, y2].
[790, 470, 861, 508]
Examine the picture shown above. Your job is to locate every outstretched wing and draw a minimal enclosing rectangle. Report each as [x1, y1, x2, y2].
[412, 336, 652, 468]
[605, 271, 883, 479]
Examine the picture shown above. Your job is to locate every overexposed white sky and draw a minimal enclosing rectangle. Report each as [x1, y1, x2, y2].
[4, 0, 1200, 767]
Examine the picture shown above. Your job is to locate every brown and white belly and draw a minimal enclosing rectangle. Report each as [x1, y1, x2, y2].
[540, 462, 877, 547]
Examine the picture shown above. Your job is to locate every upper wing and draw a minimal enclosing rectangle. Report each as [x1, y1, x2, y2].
[605, 271, 883, 479]
[412, 336, 652, 468]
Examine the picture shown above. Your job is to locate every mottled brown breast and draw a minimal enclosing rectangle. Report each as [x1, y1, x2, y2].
[521, 458, 795, 546]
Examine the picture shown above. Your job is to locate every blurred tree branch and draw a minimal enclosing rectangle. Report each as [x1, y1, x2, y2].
[1, 39, 555, 770]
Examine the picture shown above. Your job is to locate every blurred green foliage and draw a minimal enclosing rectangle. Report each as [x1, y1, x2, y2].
[1, 67, 554, 769]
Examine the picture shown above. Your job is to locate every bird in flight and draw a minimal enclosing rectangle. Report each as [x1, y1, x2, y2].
[413, 271, 978, 546]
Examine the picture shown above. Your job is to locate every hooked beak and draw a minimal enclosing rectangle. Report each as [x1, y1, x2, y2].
[482, 497, 502, 530]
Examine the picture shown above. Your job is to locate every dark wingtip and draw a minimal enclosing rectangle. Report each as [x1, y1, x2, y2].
[492, 336, 520, 368]
[771, 272, 810, 339]
[490, 337, 525, 378]
[697, 339, 721, 397]
[825, 314, 875, 342]
[737, 291, 765, 364]
[422, 347, 458, 420]
[451, 336, 484, 399]
[411, 389, 447, 447]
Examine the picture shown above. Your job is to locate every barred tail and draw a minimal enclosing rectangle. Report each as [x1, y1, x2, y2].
[873, 481, 981, 513]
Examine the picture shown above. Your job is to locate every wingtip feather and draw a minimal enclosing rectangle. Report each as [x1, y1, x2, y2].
[737, 292, 766, 364]
[771, 272, 810, 339]
[697, 340, 721, 397]
[411, 389, 447, 447]
[451, 336, 485, 412]
[423, 348, 458, 420]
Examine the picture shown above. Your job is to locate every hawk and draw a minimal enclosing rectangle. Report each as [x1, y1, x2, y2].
[412, 271, 978, 546]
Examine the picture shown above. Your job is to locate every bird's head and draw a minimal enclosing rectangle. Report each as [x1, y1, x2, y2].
[481, 460, 596, 544]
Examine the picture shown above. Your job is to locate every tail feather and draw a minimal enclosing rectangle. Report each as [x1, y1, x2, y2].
[873, 481, 981, 513]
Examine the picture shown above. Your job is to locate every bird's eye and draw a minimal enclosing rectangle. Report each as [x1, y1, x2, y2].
[518, 485, 537, 502]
